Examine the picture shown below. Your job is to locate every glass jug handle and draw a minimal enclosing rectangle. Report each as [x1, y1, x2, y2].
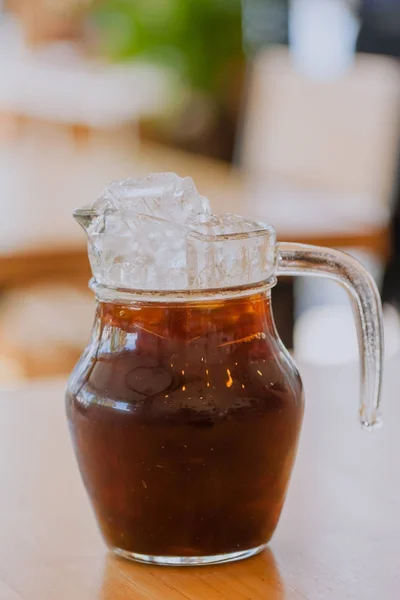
[277, 242, 384, 430]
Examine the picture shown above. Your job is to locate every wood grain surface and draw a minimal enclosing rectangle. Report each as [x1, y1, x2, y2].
[0, 357, 399, 599]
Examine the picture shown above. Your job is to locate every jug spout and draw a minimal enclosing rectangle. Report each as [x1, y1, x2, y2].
[73, 208, 97, 235]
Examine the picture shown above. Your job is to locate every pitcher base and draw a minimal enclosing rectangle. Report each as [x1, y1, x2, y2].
[112, 543, 268, 566]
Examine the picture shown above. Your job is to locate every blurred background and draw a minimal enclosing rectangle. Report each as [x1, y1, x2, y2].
[1, 0, 400, 385]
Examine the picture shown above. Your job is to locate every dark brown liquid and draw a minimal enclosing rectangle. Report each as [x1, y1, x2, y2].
[66, 293, 303, 558]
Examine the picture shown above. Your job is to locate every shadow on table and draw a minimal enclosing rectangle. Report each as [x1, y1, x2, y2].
[100, 548, 286, 599]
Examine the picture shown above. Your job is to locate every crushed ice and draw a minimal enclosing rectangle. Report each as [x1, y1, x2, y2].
[79, 173, 275, 290]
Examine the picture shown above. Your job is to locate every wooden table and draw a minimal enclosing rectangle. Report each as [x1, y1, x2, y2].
[1, 357, 399, 600]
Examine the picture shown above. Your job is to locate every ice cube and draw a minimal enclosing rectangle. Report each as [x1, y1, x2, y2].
[187, 214, 274, 289]
[188, 213, 267, 236]
[92, 173, 211, 225]
[89, 212, 188, 290]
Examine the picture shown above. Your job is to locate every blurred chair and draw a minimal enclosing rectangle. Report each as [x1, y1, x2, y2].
[239, 45, 400, 352]
[0, 283, 94, 382]
[7, 0, 85, 46]
[240, 46, 400, 254]
[0, 16, 169, 253]
[0, 15, 170, 382]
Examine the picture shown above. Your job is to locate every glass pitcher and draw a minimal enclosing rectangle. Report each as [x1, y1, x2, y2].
[66, 174, 383, 566]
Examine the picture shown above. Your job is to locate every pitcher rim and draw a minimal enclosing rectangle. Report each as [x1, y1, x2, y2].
[90, 277, 277, 304]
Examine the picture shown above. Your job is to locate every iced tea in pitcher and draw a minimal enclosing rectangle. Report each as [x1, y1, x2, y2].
[67, 173, 383, 565]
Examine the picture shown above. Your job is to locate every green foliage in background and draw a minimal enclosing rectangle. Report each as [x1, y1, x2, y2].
[92, 0, 243, 93]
